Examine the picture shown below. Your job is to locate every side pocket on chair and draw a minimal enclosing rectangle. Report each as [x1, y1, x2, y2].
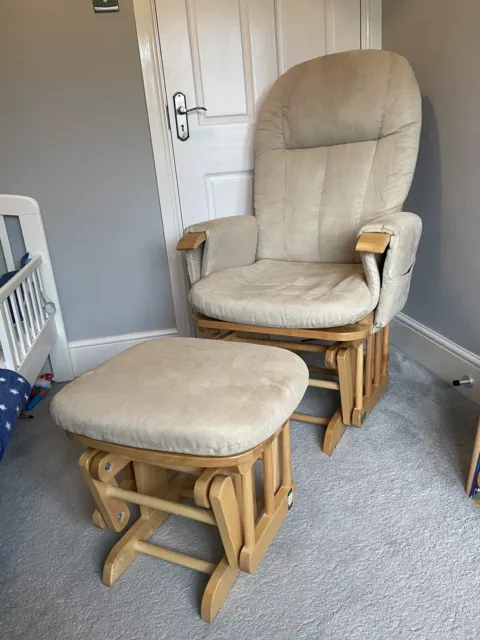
[375, 262, 415, 328]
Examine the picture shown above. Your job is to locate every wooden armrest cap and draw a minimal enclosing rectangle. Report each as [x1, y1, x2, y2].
[176, 231, 207, 251]
[355, 232, 390, 254]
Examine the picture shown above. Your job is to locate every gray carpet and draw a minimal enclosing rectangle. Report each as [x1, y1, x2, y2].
[1, 347, 480, 640]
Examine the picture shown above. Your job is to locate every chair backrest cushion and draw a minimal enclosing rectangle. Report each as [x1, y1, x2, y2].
[254, 50, 421, 263]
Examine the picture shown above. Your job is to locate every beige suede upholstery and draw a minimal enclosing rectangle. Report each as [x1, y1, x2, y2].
[186, 50, 422, 329]
[51, 338, 309, 457]
[190, 260, 379, 329]
[185, 216, 258, 285]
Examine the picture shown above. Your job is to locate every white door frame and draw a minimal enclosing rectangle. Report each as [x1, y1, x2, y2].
[132, 0, 382, 336]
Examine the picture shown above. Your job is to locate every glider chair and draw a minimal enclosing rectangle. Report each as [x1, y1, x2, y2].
[177, 50, 422, 455]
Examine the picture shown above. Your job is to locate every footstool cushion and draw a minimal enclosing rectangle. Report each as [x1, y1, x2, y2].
[51, 338, 308, 457]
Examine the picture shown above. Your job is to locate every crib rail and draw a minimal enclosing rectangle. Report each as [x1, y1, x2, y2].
[0, 254, 52, 372]
[0, 195, 73, 382]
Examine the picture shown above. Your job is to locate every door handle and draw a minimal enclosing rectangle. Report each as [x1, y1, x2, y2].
[177, 105, 207, 115]
[173, 92, 207, 142]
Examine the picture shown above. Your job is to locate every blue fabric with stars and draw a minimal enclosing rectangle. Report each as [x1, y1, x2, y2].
[0, 369, 31, 462]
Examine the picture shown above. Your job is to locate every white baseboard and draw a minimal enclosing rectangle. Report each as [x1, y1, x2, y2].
[391, 313, 480, 406]
[69, 328, 178, 377]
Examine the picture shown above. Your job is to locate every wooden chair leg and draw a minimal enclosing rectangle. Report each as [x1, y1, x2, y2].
[382, 324, 390, 376]
[350, 329, 390, 428]
[365, 334, 374, 397]
[322, 409, 347, 456]
[374, 329, 383, 386]
[337, 347, 354, 425]
[351, 343, 366, 427]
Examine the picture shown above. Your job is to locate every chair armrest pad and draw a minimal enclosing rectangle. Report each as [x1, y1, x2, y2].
[177, 232, 207, 251]
[355, 232, 390, 254]
[357, 212, 422, 329]
[179, 215, 258, 285]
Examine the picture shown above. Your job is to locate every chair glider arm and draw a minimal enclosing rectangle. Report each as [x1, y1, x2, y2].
[176, 232, 207, 251]
[355, 232, 390, 254]
[175, 216, 258, 285]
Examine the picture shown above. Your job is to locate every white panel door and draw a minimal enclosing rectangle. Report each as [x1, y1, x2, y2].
[155, 0, 361, 229]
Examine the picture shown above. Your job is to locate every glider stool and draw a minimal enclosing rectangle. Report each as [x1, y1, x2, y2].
[51, 338, 309, 622]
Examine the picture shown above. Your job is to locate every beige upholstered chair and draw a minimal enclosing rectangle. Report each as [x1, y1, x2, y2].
[178, 50, 422, 455]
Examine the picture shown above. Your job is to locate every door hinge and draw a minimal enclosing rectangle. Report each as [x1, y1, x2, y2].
[165, 104, 171, 130]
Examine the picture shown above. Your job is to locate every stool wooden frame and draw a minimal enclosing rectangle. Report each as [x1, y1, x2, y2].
[68, 421, 293, 623]
[178, 231, 391, 456]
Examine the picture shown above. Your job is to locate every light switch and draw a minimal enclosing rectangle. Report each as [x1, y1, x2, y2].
[93, 0, 119, 12]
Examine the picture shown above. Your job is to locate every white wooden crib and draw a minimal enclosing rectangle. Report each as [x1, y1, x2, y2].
[0, 195, 73, 385]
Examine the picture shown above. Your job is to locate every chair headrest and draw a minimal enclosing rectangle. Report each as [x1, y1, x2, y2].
[256, 50, 421, 152]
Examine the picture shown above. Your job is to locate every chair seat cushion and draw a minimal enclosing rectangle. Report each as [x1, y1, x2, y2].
[51, 338, 309, 457]
[189, 259, 378, 329]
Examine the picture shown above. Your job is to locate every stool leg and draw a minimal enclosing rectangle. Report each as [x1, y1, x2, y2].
[79, 449, 130, 533]
[241, 466, 256, 552]
[92, 508, 108, 529]
[263, 443, 275, 517]
[233, 475, 244, 521]
[103, 510, 169, 587]
[201, 558, 240, 623]
[209, 475, 243, 568]
[133, 462, 168, 518]
[201, 475, 243, 622]
[239, 424, 294, 575]
[271, 435, 281, 492]
[281, 421, 292, 488]
[103, 471, 187, 586]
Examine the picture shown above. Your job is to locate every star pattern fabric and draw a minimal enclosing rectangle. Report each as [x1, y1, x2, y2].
[0, 369, 31, 461]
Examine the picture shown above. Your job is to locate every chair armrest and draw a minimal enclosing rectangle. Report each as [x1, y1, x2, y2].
[355, 232, 390, 254]
[177, 232, 207, 251]
[356, 212, 422, 329]
[177, 215, 258, 285]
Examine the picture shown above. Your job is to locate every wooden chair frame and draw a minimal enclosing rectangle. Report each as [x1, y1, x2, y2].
[69, 421, 294, 623]
[178, 231, 391, 456]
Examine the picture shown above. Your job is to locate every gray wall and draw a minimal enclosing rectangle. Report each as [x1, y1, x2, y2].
[0, 0, 176, 342]
[383, 0, 480, 355]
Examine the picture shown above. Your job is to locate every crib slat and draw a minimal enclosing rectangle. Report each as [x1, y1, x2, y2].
[26, 275, 42, 333]
[35, 268, 50, 319]
[0, 217, 15, 272]
[21, 282, 37, 342]
[16, 290, 32, 348]
[32, 269, 47, 321]
[10, 293, 27, 358]
[3, 301, 20, 367]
